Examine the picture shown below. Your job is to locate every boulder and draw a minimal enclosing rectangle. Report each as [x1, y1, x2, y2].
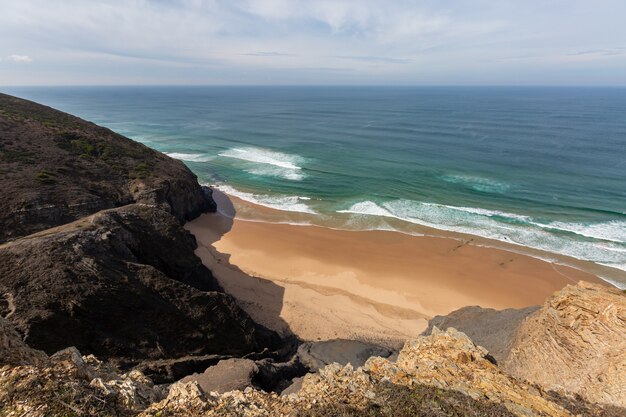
[179, 358, 259, 394]
[296, 339, 392, 372]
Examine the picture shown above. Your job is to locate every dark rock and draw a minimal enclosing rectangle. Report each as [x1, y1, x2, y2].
[180, 358, 260, 394]
[296, 339, 393, 372]
[0, 317, 47, 366]
[0, 204, 281, 365]
[133, 353, 232, 385]
[421, 305, 539, 364]
[281, 376, 304, 396]
[0, 93, 215, 243]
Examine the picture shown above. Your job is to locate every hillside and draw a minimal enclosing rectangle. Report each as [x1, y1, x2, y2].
[0, 92, 213, 242]
[0, 94, 281, 382]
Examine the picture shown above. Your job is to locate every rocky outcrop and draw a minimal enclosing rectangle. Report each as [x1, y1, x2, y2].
[0, 343, 165, 416]
[505, 281, 626, 407]
[422, 305, 539, 363]
[0, 204, 279, 368]
[141, 328, 622, 417]
[0, 93, 214, 243]
[0, 317, 47, 366]
[295, 339, 393, 372]
[180, 358, 260, 394]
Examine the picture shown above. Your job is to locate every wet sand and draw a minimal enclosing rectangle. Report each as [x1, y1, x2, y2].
[186, 191, 606, 346]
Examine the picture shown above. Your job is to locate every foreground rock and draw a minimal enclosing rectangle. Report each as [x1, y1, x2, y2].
[141, 328, 622, 417]
[423, 281, 626, 408]
[180, 358, 260, 394]
[0, 93, 214, 243]
[422, 305, 539, 363]
[0, 204, 279, 370]
[505, 281, 626, 407]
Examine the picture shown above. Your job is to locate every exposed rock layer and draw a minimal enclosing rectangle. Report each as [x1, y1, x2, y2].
[422, 305, 539, 363]
[505, 281, 626, 407]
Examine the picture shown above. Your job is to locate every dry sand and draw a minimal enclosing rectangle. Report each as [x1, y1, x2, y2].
[186, 191, 606, 347]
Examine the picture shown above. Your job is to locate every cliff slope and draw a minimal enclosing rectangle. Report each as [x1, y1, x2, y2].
[505, 281, 626, 407]
[0, 93, 279, 382]
[0, 93, 214, 243]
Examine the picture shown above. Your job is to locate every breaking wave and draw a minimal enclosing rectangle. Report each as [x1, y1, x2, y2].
[338, 199, 626, 276]
[217, 185, 316, 214]
[219, 147, 306, 180]
[165, 152, 214, 163]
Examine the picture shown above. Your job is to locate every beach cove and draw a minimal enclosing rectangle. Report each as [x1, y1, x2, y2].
[186, 189, 606, 346]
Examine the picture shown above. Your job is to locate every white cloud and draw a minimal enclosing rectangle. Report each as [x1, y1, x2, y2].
[0, 0, 625, 85]
[7, 54, 33, 63]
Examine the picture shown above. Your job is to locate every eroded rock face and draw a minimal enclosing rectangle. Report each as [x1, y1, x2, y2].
[0, 204, 280, 365]
[141, 328, 598, 417]
[0, 93, 214, 243]
[505, 281, 626, 407]
[422, 305, 539, 364]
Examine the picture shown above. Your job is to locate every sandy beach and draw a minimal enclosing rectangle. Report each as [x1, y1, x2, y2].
[186, 190, 607, 347]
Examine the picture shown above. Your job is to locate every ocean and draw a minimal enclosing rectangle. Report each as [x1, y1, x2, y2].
[4, 86, 626, 287]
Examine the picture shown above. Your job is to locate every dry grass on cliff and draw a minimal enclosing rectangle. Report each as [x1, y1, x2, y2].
[296, 382, 516, 417]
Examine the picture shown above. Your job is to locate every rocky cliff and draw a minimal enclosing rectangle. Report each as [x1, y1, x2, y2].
[505, 282, 626, 408]
[422, 281, 626, 408]
[0, 92, 214, 243]
[0, 93, 279, 382]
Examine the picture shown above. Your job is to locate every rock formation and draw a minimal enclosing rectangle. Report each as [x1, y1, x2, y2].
[140, 328, 622, 417]
[422, 305, 539, 363]
[505, 281, 626, 407]
[0, 92, 214, 243]
[422, 281, 626, 409]
[0, 93, 280, 381]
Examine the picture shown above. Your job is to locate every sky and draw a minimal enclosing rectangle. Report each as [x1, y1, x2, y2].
[1, 0, 625, 86]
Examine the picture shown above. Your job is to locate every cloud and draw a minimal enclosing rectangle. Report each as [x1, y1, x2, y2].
[0, 1, 625, 85]
[243, 51, 296, 57]
[333, 55, 412, 64]
[6, 54, 32, 63]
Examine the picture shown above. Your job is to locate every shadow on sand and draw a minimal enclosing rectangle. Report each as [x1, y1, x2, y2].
[190, 188, 297, 345]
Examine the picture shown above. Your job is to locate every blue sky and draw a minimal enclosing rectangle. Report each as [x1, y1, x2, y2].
[1, 0, 625, 86]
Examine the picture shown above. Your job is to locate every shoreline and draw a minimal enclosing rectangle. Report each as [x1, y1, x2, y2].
[186, 189, 609, 346]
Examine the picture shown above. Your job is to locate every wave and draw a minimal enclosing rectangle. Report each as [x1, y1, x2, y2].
[216, 185, 316, 214]
[534, 220, 626, 243]
[219, 147, 306, 181]
[441, 174, 512, 194]
[246, 166, 304, 181]
[165, 152, 214, 162]
[338, 199, 626, 274]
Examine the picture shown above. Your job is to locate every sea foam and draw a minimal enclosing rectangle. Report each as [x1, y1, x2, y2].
[217, 185, 316, 214]
[338, 199, 626, 274]
[165, 152, 214, 162]
[219, 147, 305, 180]
[441, 174, 512, 194]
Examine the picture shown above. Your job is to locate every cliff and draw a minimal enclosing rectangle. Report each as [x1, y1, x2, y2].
[0, 93, 279, 382]
[505, 282, 626, 407]
[422, 281, 626, 408]
[0, 92, 214, 243]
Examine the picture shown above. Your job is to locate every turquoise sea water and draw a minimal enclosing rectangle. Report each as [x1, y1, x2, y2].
[4, 86, 626, 287]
